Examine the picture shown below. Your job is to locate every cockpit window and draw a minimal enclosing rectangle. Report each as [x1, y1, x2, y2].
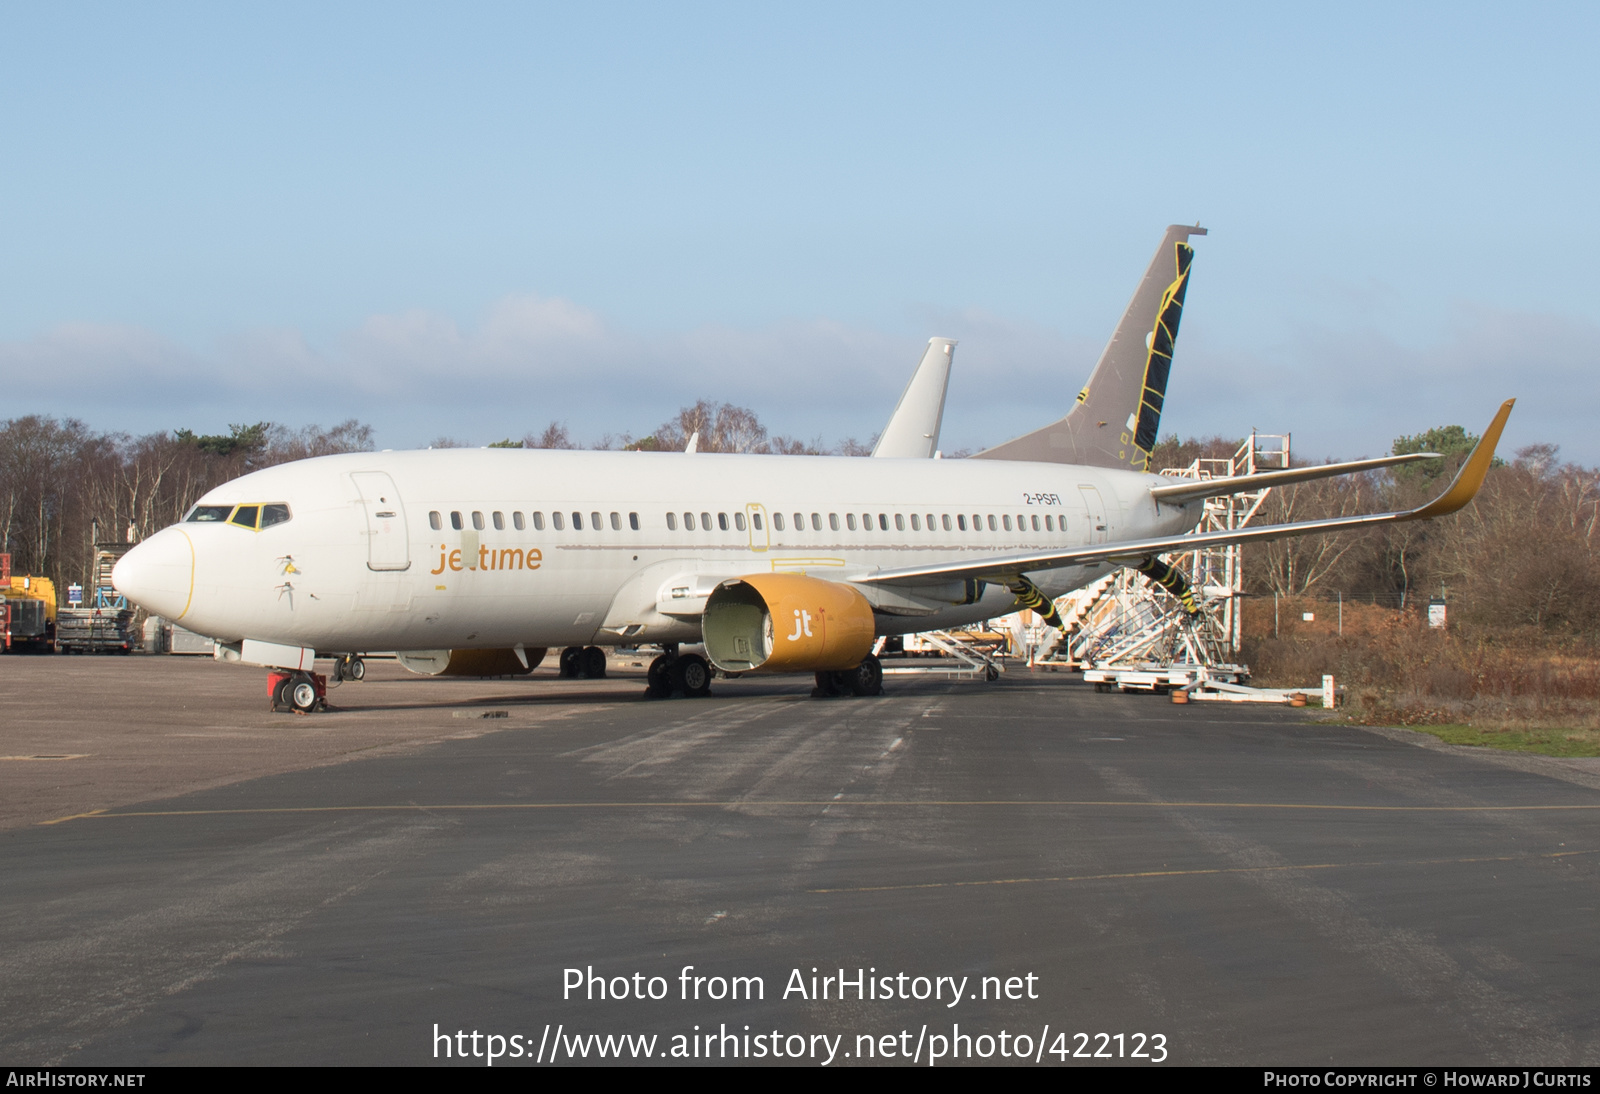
[187, 505, 233, 522]
[261, 504, 291, 528]
[229, 505, 260, 530]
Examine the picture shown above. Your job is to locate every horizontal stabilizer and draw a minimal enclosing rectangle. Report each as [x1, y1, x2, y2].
[859, 400, 1514, 588]
[1149, 452, 1442, 506]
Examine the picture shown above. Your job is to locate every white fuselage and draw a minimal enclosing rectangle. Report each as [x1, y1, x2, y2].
[113, 449, 1201, 653]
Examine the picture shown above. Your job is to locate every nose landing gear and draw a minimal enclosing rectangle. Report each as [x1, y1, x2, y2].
[268, 670, 327, 714]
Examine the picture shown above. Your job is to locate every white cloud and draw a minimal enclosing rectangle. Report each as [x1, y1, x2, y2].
[1, 294, 1595, 464]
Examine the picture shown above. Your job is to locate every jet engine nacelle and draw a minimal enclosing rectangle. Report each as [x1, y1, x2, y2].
[397, 647, 547, 677]
[702, 574, 876, 674]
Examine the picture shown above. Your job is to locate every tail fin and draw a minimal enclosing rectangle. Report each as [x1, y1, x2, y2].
[873, 338, 956, 458]
[973, 224, 1206, 470]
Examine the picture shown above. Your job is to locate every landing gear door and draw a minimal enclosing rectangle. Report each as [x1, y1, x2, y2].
[351, 471, 411, 571]
[746, 503, 770, 552]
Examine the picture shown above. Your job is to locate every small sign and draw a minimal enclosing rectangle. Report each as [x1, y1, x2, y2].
[1428, 598, 1447, 629]
[67, 584, 83, 606]
[1302, 612, 1314, 622]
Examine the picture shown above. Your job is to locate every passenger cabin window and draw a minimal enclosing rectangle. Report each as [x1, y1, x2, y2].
[513, 512, 525, 531]
[591, 511, 601, 530]
[1003, 515, 1012, 531]
[609, 512, 620, 531]
[942, 514, 952, 531]
[1031, 515, 1040, 531]
[429, 511, 442, 530]
[472, 511, 485, 530]
[879, 514, 889, 531]
[895, 514, 905, 531]
[451, 511, 463, 531]
[492, 511, 505, 530]
[701, 511, 712, 530]
[910, 514, 921, 531]
[829, 513, 840, 531]
[811, 513, 821, 531]
[553, 512, 565, 530]
[629, 512, 639, 531]
[667, 512, 678, 530]
[1045, 515, 1054, 531]
[773, 513, 785, 531]
[846, 513, 857, 531]
[684, 512, 695, 530]
[229, 505, 259, 530]
[734, 512, 746, 531]
[261, 504, 291, 528]
[718, 513, 729, 531]
[187, 505, 232, 522]
[987, 515, 997, 531]
[532, 512, 545, 530]
[572, 512, 584, 530]
[957, 515, 967, 531]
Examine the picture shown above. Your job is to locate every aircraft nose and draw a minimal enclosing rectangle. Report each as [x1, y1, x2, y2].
[113, 528, 195, 621]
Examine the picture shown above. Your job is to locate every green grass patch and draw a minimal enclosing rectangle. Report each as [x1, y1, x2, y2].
[1407, 723, 1600, 758]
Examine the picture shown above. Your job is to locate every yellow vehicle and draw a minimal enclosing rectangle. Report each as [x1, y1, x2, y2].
[3, 574, 58, 653]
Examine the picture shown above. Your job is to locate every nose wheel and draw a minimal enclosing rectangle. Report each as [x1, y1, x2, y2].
[269, 670, 327, 713]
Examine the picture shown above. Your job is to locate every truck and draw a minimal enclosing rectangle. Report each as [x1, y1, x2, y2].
[2, 564, 59, 654]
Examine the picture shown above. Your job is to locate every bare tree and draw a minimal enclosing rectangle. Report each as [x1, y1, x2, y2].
[523, 421, 577, 450]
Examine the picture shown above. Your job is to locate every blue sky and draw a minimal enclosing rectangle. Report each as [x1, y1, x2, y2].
[2, 3, 1596, 461]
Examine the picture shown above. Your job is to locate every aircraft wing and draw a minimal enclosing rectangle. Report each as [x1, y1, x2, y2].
[1148, 452, 1440, 506]
[857, 400, 1514, 589]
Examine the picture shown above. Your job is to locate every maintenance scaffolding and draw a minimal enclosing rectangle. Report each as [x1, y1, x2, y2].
[1052, 431, 1291, 688]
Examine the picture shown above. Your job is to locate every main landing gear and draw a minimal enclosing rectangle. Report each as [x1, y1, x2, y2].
[812, 653, 884, 698]
[334, 655, 366, 682]
[644, 646, 713, 700]
[559, 646, 609, 679]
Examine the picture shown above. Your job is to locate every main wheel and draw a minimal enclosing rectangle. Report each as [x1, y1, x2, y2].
[274, 676, 296, 710]
[348, 657, 366, 681]
[674, 654, 712, 698]
[581, 645, 608, 678]
[813, 671, 840, 697]
[290, 676, 319, 713]
[847, 654, 883, 697]
[558, 646, 582, 678]
[645, 654, 674, 698]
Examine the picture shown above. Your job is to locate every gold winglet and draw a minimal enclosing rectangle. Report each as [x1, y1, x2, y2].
[1410, 399, 1515, 520]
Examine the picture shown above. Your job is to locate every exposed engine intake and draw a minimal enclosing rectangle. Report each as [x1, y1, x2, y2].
[702, 573, 876, 673]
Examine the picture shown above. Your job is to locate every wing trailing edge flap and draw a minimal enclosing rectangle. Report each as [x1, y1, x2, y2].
[857, 399, 1514, 589]
[1149, 452, 1442, 506]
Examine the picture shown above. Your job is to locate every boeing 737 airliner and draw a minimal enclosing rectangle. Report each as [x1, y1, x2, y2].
[112, 226, 1512, 711]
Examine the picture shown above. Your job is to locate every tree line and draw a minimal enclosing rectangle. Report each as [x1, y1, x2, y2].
[0, 401, 876, 597]
[1151, 429, 1600, 635]
[4, 406, 1595, 637]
